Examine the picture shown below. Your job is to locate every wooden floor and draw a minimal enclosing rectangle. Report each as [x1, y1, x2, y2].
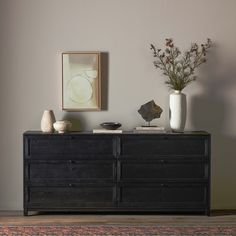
[0, 211, 236, 226]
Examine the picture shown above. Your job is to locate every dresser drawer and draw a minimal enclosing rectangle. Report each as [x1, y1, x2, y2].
[28, 160, 116, 183]
[25, 135, 115, 159]
[121, 136, 208, 156]
[119, 160, 207, 182]
[118, 183, 207, 208]
[27, 184, 116, 208]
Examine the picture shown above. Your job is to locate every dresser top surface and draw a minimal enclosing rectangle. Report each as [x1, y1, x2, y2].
[24, 131, 210, 136]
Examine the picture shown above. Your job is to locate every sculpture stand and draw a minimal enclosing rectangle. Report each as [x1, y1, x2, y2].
[141, 121, 157, 127]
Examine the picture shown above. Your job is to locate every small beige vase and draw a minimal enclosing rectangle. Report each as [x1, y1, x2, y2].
[40, 110, 56, 133]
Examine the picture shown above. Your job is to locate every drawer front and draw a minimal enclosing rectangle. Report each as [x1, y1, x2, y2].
[118, 183, 207, 208]
[121, 136, 208, 156]
[28, 160, 116, 183]
[25, 135, 115, 159]
[119, 160, 207, 181]
[27, 185, 115, 208]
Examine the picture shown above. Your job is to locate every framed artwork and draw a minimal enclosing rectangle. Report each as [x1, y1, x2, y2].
[62, 52, 101, 111]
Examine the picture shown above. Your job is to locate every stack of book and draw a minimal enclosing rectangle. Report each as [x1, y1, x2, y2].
[93, 129, 123, 133]
[133, 126, 166, 133]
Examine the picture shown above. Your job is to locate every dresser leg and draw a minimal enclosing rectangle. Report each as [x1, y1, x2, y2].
[206, 209, 211, 216]
[24, 209, 28, 216]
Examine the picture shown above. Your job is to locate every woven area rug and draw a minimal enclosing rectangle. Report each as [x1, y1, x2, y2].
[0, 225, 236, 236]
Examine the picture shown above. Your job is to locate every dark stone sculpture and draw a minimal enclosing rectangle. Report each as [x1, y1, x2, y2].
[138, 100, 163, 124]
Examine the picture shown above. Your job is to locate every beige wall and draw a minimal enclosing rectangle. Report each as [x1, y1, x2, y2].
[0, 0, 236, 210]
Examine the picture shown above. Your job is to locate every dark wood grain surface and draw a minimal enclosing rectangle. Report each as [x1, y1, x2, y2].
[23, 131, 211, 216]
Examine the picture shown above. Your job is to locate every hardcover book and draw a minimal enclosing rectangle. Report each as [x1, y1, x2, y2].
[135, 126, 165, 131]
[93, 129, 123, 133]
[133, 129, 166, 134]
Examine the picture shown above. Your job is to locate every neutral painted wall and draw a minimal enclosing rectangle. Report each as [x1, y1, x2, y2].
[0, 0, 236, 210]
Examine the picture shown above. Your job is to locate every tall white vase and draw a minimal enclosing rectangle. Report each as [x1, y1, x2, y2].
[40, 110, 56, 133]
[169, 90, 187, 132]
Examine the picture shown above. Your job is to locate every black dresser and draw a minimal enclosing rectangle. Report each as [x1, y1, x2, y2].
[23, 131, 211, 216]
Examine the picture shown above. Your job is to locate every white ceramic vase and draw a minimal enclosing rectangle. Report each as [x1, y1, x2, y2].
[40, 110, 56, 133]
[169, 90, 187, 132]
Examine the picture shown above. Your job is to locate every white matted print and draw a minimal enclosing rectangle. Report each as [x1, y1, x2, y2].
[62, 52, 101, 111]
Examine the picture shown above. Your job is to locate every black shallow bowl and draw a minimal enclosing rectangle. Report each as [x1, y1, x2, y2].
[100, 122, 122, 130]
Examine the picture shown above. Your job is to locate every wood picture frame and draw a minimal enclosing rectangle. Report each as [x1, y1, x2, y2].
[62, 52, 101, 111]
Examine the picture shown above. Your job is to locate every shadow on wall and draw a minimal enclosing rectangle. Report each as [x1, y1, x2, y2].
[100, 52, 109, 110]
[190, 45, 236, 209]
